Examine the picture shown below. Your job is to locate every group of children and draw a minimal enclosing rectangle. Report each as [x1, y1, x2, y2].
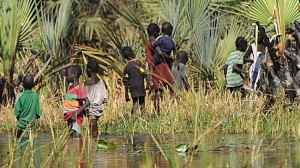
[123, 22, 190, 115]
[13, 21, 190, 138]
[14, 60, 108, 138]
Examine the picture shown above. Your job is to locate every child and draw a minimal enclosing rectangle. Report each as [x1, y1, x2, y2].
[122, 46, 146, 115]
[84, 59, 108, 138]
[64, 65, 90, 137]
[150, 22, 175, 74]
[146, 23, 175, 113]
[171, 51, 190, 91]
[14, 75, 42, 138]
[224, 37, 248, 97]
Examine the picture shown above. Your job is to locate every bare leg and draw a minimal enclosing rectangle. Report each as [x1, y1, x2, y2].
[89, 119, 98, 138]
[169, 84, 176, 98]
[154, 90, 160, 115]
[67, 121, 79, 138]
[132, 97, 138, 115]
[139, 96, 145, 115]
[16, 129, 23, 138]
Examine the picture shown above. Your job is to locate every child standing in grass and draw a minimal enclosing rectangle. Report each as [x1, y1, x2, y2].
[14, 75, 42, 138]
[122, 46, 146, 115]
[84, 59, 108, 138]
[171, 51, 190, 91]
[146, 23, 175, 113]
[64, 65, 90, 137]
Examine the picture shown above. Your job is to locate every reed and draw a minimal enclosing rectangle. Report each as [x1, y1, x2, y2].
[1, 84, 299, 167]
[0, 85, 299, 136]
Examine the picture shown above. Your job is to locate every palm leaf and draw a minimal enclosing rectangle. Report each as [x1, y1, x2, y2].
[38, 0, 77, 57]
[112, 3, 146, 38]
[216, 17, 250, 64]
[248, 0, 275, 25]
[0, 0, 39, 80]
[77, 16, 104, 41]
[74, 45, 123, 76]
[160, 0, 188, 42]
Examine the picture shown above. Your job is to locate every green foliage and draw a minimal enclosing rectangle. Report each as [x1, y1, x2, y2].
[96, 139, 117, 150]
[0, 0, 38, 78]
[74, 45, 123, 76]
[38, 0, 77, 57]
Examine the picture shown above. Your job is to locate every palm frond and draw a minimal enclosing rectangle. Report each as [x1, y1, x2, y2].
[38, 0, 77, 57]
[216, 18, 250, 64]
[77, 16, 104, 41]
[74, 45, 123, 76]
[191, 14, 224, 81]
[248, 0, 275, 25]
[0, 0, 39, 79]
[160, 0, 189, 42]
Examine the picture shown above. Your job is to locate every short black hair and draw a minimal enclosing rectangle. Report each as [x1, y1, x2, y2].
[177, 51, 188, 64]
[235, 36, 247, 51]
[147, 23, 160, 37]
[69, 65, 82, 77]
[121, 46, 135, 60]
[23, 74, 34, 89]
[87, 59, 99, 73]
[162, 22, 173, 36]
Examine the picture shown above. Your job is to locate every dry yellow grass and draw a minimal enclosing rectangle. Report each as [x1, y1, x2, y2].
[0, 85, 299, 136]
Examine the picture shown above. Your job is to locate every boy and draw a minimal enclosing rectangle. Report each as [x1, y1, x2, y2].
[84, 59, 108, 138]
[224, 37, 248, 97]
[146, 23, 175, 113]
[171, 51, 190, 91]
[151, 22, 176, 69]
[122, 46, 146, 115]
[64, 65, 90, 137]
[14, 75, 42, 138]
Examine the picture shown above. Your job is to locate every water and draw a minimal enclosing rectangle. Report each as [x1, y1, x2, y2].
[1, 134, 300, 167]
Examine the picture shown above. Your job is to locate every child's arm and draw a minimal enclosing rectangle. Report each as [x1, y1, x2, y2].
[14, 96, 22, 120]
[233, 64, 248, 77]
[36, 95, 43, 119]
[181, 65, 190, 91]
[124, 82, 130, 102]
[243, 46, 254, 63]
[123, 68, 130, 102]
[223, 64, 228, 77]
[71, 85, 90, 120]
[183, 77, 190, 91]
[151, 37, 173, 61]
[73, 97, 90, 119]
[155, 46, 173, 60]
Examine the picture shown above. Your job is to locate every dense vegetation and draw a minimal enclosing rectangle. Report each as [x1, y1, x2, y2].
[0, 0, 300, 134]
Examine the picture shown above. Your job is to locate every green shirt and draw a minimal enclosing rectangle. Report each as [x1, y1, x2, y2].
[226, 50, 244, 87]
[14, 90, 42, 130]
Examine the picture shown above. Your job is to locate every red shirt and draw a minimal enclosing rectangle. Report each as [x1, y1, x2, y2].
[64, 84, 87, 127]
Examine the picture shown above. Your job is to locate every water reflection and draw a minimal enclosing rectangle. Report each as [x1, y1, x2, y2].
[16, 137, 41, 168]
[0, 134, 300, 167]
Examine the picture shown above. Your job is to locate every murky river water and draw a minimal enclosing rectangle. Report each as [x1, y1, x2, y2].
[1, 134, 300, 167]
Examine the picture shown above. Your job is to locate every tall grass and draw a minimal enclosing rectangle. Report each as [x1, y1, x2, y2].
[1, 80, 299, 167]
[0, 82, 299, 136]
